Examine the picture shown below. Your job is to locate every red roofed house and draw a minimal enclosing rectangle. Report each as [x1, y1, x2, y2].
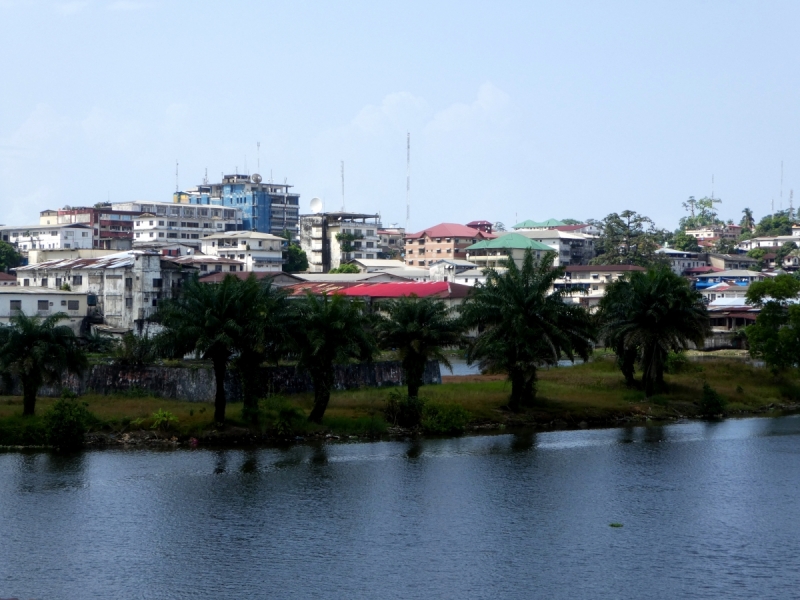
[0, 272, 16, 286]
[404, 223, 495, 267]
[465, 220, 493, 234]
[341, 281, 472, 308]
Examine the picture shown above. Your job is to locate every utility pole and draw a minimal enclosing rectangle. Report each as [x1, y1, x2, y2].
[406, 132, 411, 232]
[341, 160, 345, 211]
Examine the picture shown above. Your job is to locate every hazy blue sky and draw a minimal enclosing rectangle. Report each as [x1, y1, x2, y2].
[2, 0, 800, 232]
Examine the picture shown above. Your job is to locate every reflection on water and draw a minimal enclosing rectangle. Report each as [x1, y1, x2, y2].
[2, 416, 800, 599]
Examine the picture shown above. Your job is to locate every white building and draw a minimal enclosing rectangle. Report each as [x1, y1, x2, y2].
[200, 231, 285, 272]
[656, 248, 708, 275]
[15, 250, 187, 334]
[348, 258, 407, 273]
[0, 288, 88, 335]
[299, 212, 382, 273]
[428, 259, 477, 282]
[554, 265, 647, 310]
[454, 267, 505, 287]
[737, 234, 797, 252]
[509, 228, 595, 266]
[111, 201, 242, 247]
[0, 224, 93, 252]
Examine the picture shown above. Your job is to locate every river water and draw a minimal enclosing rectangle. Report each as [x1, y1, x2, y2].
[2, 416, 800, 599]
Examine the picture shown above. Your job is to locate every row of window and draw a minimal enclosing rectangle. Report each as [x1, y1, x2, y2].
[408, 248, 453, 255]
[135, 232, 201, 239]
[8, 299, 79, 311]
[341, 229, 377, 237]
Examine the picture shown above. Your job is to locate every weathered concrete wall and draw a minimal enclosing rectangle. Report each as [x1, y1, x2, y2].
[689, 331, 747, 351]
[0, 360, 442, 402]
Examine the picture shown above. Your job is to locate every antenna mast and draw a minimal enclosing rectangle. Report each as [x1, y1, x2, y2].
[203, 168, 208, 185]
[790, 189, 795, 220]
[711, 174, 714, 199]
[175, 160, 179, 193]
[341, 160, 345, 211]
[406, 132, 411, 232]
[257, 142, 260, 172]
[781, 160, 784, 211]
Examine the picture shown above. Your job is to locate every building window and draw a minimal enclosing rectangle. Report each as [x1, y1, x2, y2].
[67, 300, 79, 310]
[125, 298, 133, 308]
[152, 278, 163, 288]
[200, 265, 207, 272]
[149, 221, 154, 226]
[367, 229, 375, 236]
[37, 300, 49, 311]
[149, 233, 154, 237]
[215, 265, 222, 272]
[229, 266, 237, 272]
[41, 278, 48, 286]
[10, 300, 21, 311]
[125, 277, 132, 289]
[55, 278, 62, 287]
[73, 275, 82, 285]
[23, 279, 29, 286]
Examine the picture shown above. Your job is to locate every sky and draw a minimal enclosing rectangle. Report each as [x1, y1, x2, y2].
[2, 0, 800, 233]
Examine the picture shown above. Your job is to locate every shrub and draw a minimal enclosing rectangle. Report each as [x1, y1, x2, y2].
[259, 397, 305, 435]
[698, 382, 727, 417]
[421, 402, 470, 435]
[151, 409, 178, 430]
[44, 392, 93, 451]
[665, 351, 691, 374]
[275, 406, 305, 436]
[384, 389, 427, 428]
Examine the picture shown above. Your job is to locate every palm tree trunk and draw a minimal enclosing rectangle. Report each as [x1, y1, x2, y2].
[212, 357, 227, 424]
[308, 386, 330, 424]
[405, 358, 424, 399]
[21, 377, 37, 416]
[509, 368, 537, 411]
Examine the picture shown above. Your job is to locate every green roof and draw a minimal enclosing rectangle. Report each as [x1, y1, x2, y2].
[512, 218, 566, 229]
[465, 233, 552, 251]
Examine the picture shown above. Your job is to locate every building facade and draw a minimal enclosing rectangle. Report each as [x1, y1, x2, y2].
[40, 206, 138, 250]
[0, 223, 93, 253]
[403, 223, 495, 267]
[175, 174, 300, 238]
[0, 288, 88, 334]
[199, 231, 285, 272]
[554, 265, 647, 309]
[465, 233, 552, 269]
[300, 212, 382, 273]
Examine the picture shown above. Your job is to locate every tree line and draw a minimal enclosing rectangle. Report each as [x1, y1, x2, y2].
[0, 249, 715, 422]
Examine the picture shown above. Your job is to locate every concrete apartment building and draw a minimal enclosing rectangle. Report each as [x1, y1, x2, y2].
[110, 201, 241, 247]
[300, 212, 382, 273]
[465, 233, 552, 269]
[0, 288, 88, 334]
[403, 223, 495, 267]
[554, 265, 647, 310]
[200, 231, 285, 272]
[40, 205, 138, 250]
[378, 227, 405, 258]
[509, 229, 595, 266]
[0, 223, 93, 253]
[656, 248, 708, 276]
[685, 224, 743, 241]
[15, 250, 187, 334]
[175, 173, 300, 238]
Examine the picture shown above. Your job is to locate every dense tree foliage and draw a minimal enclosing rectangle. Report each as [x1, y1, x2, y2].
[376, 296, 464, 398]
[740, 208, 755, 231]
[329, 263, 360, 274]
[590, 211, 666, 267]
[283, 244, 309, 273]
[679, 196, 723, 230]
[672, 230, 701, 252]
[0, 313, 87, 416]
[597, 268, 710, 396]
[289, 293, 376, 423]
[745, 275, 800, 373]
[0, 241, 22, 272]
[755, 210, 793, 237]
[461, 249, 594, 410]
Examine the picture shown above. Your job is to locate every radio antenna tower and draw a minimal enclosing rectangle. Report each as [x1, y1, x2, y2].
[406, 132, 411, 232]
[257, 142, 261, 172]
[203, 168, 208, 185]
[341, 160, 345, 211]
[175, 160, 179, 192]
[790, 189, 795, 220]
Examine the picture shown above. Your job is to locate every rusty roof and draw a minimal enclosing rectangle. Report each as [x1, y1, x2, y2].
[16, 250, 161, 271]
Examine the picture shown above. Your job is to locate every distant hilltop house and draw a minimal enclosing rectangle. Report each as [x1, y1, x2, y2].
[403, 223, 495, 267]
[685, 224, 742, 241]
[510, 219, 597, 266]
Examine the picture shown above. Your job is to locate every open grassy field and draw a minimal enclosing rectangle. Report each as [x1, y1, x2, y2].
[1, 355, 799, 447]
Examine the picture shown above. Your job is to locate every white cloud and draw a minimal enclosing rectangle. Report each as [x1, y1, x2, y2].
[54, 1, 90, 14]
[349, 92, 428, 135]
[107, 0, 147, 10]
[425, 82, 510, 134]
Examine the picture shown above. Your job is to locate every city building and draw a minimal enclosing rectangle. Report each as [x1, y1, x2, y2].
[40, 206, 138, 250]
[510, 228, 595, 266]
[199, 231, 285, 272]
[15, 250, 188, 334]
[0, 223, 93, 253]
[403, 223, 495, 267]
[377, 227, 405, 258]
[465, 233, 552, 269]
[554, 265, 647, 309]
[465, 220, 493, 234]
[706, 253, 759, 271]
[0, 273, 17, 286]
[175, 173, 300, 238]
[0, 288, 88, 334]
[512, 218, 567, 230]
[736, 234, 798, 252]
[693, 269, 765, 290]
[348, 258, 407, 273]
[299, 212, 382, 273]
[656, 248, 708, 276]
[454, 267, 505, 287]
[111, 201, 241, 247]
[685, 224, 743, 241]
[164, 254, 245, 274]
[428, 259, 477, 282]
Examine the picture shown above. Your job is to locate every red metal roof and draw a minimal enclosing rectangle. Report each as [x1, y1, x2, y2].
[404, 223, 496, 240]
[553, 224, 588, 232]
[340, 281, 472, 299]
[0, 272, 15, 281]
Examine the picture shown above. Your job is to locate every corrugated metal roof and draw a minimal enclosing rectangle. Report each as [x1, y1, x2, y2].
[16, 250, 157, 271]
[404, 223, 496, 240]
[467, 233, 552, 251]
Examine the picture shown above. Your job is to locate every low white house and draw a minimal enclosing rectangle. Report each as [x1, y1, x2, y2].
[0, 288, 88, 334]
[0, 223, 93, 252]
[200, 231, 285, 272]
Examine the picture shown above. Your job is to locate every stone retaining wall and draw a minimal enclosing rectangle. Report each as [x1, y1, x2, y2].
[0, 360, 442, 402]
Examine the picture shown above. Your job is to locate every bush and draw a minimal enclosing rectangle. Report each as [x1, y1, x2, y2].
[421, 403, 470, 435]
[151, 409, 178, 430]
[112, 332, 157, 366]
[698, 382, 727, 417]
[384, 389, 427, 428]
[259, 397, 305, 435]
[665, 351, 691, 374]
[44, 392, 93, 451]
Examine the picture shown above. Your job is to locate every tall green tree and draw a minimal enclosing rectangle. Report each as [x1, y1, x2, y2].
[590, 211, 666, 267]
[460, 249, 594, 410]
[755, 210, 793, 237]
[740, 207, 755, 231]
[279, 229, 309, 273]
[672, 230, 701, 252]
[0, 241, 23, 272]
[597, 268, 710, 396]
[289, 293, 376, 423]
[376, 296, 464, 398]
[744, 274, 800, 373]
[0, 313, 87, 416]
[679, 196, 723, 230]
[153, 275, 248, 423]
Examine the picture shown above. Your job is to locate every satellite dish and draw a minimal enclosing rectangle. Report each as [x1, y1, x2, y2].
[251, 173, 263, 184]
[310, 197, 323, 214]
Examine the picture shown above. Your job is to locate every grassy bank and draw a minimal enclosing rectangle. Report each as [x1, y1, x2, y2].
[2, 355, 799, 448]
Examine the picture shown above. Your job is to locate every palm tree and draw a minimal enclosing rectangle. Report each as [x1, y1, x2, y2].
[597, 267, 710, 396]
[376, 296, 465, 398]
[0, 312, 87, 416]
[153, 274, 248, 423]
[460, 249, 595, 411]
[289, 293, 376, 423]
[230, 277, 290, 423]
[741, 207, 755, 231]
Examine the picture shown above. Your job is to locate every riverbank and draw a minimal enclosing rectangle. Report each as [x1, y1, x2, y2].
[1, 356, 799, 449]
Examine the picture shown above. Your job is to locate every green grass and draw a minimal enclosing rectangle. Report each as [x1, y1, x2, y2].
[2, 355, 800, 447]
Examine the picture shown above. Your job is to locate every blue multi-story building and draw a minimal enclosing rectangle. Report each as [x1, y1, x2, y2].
[176, 173, 300, 238]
